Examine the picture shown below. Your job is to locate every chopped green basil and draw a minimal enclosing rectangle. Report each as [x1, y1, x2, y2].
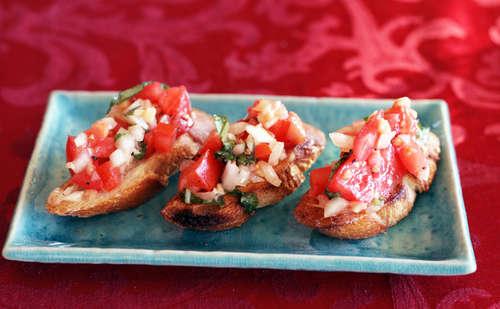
[107, 81, 169, 113]
[236, 153, 255, 166]
[240, 192, 258, 212]
[133, 141, 147, 160]
[114, 132, 126, 141]
[228, 188, 258, 213]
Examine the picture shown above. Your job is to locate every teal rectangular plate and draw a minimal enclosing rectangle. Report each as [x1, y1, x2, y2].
[2, 91, 476, 275]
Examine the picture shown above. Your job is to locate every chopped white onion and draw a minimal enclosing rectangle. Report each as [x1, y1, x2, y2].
[125, 100, 142, 113]
[377, 118, 391, 134]
[229, 122, 248, 135]
[142, 107, 157, 127]
[128, 125, 145, 142]
[393, 97, 411, 108]
[250, 174, 264, 183]
[246, 124, 275, 145]
[116, 133, 136, 154]
[246, 135, 255, 152]
[110, 149, 130, 167]
[101, 117, 117, 130]
[127, 115, 148, 130]
[66, 151, 90, 173]
[323, 196, 349, 218]
[74, 133, 88, 147]
[253, 100, 288, 128]
[222, 161, 240, 191]
[376, 131, 396, 149]
[221, 161, 250, 191]
[258, 161, 281, 187]
[232, 143, 245, 155]
[159, 114, 170, 124]
[329, 132, 354, 150]
[194, 185, 225, 201]
[268, 142, 284, 166]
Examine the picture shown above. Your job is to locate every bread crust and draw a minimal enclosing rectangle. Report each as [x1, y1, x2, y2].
[46, 109, 212, 217]
[161, 122, 326, 231]
[294, 132, 440, 239]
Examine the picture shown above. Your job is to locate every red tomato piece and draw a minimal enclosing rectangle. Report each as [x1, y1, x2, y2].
[393, 135, 428, 180]
[199, 131, 223, 154]
[309, 165, 332, 197]
[66, 136, 79, 163]
[70, 169, 104, 191]
[247, 100, 261, 119]
[143, 131, 155, 157]
[352, 113, 380, 161]
[158, 86, 193, 133]
[154, 123, 177, 152]
[91, 137, 115, 158]
[135, 81, 165, 103]
[86, 121, 109, 140]
[153, 123, 177, 153]
[178, 150, 224, 192]
[370, 145, 406, 199]
[327, 156, 375, 203]
[254, 143, 272, 161]
[269, 119, 290, 142]
[96, 161, 122, 191]
[285, 112, 306, 147]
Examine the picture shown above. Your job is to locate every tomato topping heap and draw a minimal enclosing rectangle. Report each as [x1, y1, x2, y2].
[178, 99, 309, 213]
[63, 82, 193, 194]
[308, 97, 432, 218]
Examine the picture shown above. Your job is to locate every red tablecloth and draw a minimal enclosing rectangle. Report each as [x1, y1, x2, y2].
[1, 0, 499, 307]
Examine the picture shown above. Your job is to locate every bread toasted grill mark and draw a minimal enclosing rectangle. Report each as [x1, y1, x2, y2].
[294, 132, 440, 239]
[161, 194, 251, 231]
[46, 109, 212, 218]
[162, 122, 326, 230]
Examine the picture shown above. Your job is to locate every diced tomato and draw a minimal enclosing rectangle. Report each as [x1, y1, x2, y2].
[70, 169, 104, 191]
[385, 103, 418, 135]
[91, 137, 115, 158]
[255, 143, 272, 161]
[96, 161, 122, 191]
[66, 136, 79, 163]
[143, 131, 155, 157]
[393, 135, 428, 180]
[86, 121, 110, 140]
[269, 119, 289, 142]
[135, 81, 165, 103]
[269, 112, 306, 149]
[247, 100, 261, 119]
[178, 149, 223, 192]
[285, 112, 306, 146]
[327, 156, 375, 202]
[309, 165, 332, 197]
[371, 145, 406, 199]
[158, 86, 193, 133]
[199, 131, 223, 154]
[352, 113, 380, 161]
[153, 123, 177, 153]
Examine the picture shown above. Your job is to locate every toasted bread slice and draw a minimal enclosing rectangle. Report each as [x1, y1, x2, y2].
[294, 131, 440, 239]
[161, 123, 326, 231]
[46, 109, 213, 217]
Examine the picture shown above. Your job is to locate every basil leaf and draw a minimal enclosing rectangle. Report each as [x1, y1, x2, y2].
[133, 141, 147, 160]
[236, 153, 255, 166]
[114, 132, 126, 141]
[240, 192, 258, 213]
[213, 114, 230, 142]
[107, 81, 151, 113]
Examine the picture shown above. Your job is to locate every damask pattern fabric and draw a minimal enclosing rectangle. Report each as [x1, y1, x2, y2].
[0, 0, 499, 307]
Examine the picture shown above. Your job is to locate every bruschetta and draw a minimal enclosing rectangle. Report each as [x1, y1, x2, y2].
[294, 97, 440, 239]
[161, 99, 326, 231]
[46, 82, 213, 217]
